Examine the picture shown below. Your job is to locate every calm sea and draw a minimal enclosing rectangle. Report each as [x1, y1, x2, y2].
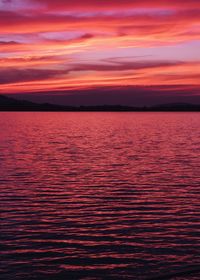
[0, 112, 200, 280]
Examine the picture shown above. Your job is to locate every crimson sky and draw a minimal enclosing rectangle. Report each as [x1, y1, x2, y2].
[0, 0, 200, 105]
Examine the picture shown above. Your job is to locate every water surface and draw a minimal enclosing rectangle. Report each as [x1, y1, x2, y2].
[0, 112, 200, 280]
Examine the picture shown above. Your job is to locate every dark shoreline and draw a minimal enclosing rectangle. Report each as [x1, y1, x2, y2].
[0, 95, 200, 112]
[1, 107, 200, 112]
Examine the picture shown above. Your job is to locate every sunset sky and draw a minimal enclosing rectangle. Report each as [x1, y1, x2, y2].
[0, 0, 200, 105]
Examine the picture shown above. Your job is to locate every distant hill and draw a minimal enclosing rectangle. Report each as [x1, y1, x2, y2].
[0, 95, 199, 111]
[0, 95, 37, 107]
[153, 102, 200, 110]
[0, 95, 65, 111]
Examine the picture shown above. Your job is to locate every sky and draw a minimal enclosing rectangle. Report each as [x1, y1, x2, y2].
[0, 0, 200, 105]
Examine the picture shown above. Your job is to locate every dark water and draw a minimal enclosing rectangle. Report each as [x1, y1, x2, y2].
[0, 112, 200, 280]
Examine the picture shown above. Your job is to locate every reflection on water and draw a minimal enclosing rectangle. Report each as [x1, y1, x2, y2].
[0, 112, 200, 280]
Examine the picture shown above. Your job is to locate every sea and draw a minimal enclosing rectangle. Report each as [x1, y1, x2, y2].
[0, 112, 200, 280]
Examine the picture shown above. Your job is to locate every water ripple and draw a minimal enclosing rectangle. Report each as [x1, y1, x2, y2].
[0, 112, 200, 280]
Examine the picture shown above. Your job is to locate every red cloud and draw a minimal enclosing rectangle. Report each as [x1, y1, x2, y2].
[0, 0, 199, 96]
[0, 68, 67, 84]
[32, 0, 200, 10]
